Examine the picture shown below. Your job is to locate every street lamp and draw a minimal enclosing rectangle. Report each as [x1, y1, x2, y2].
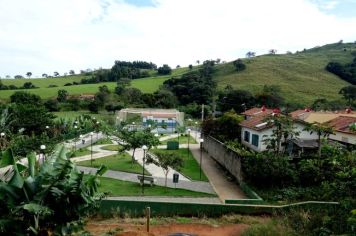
[40, 144, 46, 163]
[199, 138, 204, 180]
[73, 125, 78, 152]
[142, 145, 148, 195]
[96, 121, 100, 139]
[187, 128, 191, 159]
[90, 132, 94, 166]
[0, 132, 5, 151]
[195, 121, 198, 140]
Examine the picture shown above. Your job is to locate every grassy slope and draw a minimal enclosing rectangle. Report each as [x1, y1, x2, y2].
[1, 43, 355, 104]
[215, 43, 356, 105]
[0, 67, 190, 100]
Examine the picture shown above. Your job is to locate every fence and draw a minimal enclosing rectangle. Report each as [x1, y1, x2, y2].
[99, 199, 339, 217]
[202, 135, 243, 183]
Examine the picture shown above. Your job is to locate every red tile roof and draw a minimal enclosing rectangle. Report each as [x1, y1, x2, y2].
[242, 107, 273, 117]
[327, 116, 356, 134]
[240, 116, 273, 131]
[290, 109, 312, 120]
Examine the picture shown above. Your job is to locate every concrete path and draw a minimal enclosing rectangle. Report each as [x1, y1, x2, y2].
[78, 166, 216, 195]
[71, 144, 117, 163]
[107, 196, 221, 204]
[189, 144, 247, 201]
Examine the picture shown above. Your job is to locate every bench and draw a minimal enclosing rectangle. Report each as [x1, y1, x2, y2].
[137, 175, 155, 186]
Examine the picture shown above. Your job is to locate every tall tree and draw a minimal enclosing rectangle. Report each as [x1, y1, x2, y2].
[339, 85, 356, 106]
[26, 72, 32, 78]
[57, 89, 69, 102]
[304, 122, 334, 160]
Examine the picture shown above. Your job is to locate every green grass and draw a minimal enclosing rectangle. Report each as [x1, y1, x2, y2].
[96, 176, 215, 197]
[151, 148, 209, 182]
[160, 134, 197, 145]
[94, 138, 114, 145]
[101, 145, 124, 151]
[0, 67, 192, 100]
[78, 154, 150, 175]
[214, 43, 356, 105]
[70, 148, 95, 158]
[1, 43, 354, 104]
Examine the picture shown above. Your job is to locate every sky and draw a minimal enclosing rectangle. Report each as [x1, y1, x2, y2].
[0, 0, 356, 78]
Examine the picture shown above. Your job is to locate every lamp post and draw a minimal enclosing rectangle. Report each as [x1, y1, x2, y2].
[90, 132, 94, 166]
[96, 121, 100, 139]
[194, 121, 198, 140]
[73, 125, 78, 152]
[199, 138, 204, 180]
[132, 122, 135, 131]
[40, 144, 46, 163]
[187, 128, 191, 159]
[0, 132, 5, 151]
[142, 145, 148, 195]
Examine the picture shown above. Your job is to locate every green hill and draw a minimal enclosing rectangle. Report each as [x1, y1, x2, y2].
[1, 43, 355, 105]
[214, 42, 356, 105]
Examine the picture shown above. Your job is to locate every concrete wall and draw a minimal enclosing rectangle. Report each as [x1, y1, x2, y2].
[202, 135, 243, 183]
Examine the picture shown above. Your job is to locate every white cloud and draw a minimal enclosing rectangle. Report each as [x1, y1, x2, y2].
[0, 0, 356, 77]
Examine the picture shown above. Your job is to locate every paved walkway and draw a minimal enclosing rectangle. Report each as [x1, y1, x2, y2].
[78, 166, 216, 194]
[189, 144, 247, 201]
[107, 196, 221, 204]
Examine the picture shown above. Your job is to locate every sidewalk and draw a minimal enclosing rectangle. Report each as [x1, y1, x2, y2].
[189, 144, 246, 201]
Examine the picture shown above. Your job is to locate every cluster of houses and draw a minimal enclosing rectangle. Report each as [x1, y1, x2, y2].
[240, 106, 356, 154]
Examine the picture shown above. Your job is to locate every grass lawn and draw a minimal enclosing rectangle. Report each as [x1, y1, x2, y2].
[94, 138, 113, 145]
[101, 144, 124, 151]
[70, 148, 96, 158]
[96, 176, 215, 197]
[160, 135, 197, 145]
[151, 148, 209, 182]
[78, 154, 150, 175]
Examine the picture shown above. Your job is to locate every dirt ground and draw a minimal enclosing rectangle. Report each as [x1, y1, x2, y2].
[86, 222, 249, 236]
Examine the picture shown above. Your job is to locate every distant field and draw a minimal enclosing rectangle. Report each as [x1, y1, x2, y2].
[53, 111, 114, 122]
[0, 67, 191, 100]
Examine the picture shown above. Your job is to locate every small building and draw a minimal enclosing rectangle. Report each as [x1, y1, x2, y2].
[116, 108, 184, 132]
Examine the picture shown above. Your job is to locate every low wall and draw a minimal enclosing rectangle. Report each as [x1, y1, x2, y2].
[99, 199, 339, 217]
[202, 136, 243, 183]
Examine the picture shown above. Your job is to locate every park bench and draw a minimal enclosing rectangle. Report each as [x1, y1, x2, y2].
[137, 175, 155, 186]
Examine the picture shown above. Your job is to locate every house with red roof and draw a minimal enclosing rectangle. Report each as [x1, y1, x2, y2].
[240, 106, 276, 152]
[327, 116, 356, 145]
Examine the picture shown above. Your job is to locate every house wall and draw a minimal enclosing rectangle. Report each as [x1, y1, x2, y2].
[241, 127, 274, 152]
[294, 123, 319, 140]
[329, 132, 356, 145]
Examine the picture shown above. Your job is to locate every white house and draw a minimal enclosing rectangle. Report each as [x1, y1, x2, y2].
[240, 107, 275, 152]
[327, 116, 356, 145]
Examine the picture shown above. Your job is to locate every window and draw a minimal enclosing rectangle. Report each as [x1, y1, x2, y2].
[252, 134, 259, 147]
[244, 131, 250, 143]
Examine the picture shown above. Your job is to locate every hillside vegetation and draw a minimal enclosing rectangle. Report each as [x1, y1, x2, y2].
[1, 43, 355, 105]
[215, 42, 356, 105]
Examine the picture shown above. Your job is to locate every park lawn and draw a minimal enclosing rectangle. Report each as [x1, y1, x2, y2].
[96, 176, 215, 197]
[77, 154, 150, 175]
[70, 148, 96, 158]
[151, 148, 209, 182]
[160, 135, 197, 145]
[101, 144, 124, 151]
[94, 138, 114, 145]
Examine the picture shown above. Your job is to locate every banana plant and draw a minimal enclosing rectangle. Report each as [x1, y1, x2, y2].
[0, 145, 107, 235]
